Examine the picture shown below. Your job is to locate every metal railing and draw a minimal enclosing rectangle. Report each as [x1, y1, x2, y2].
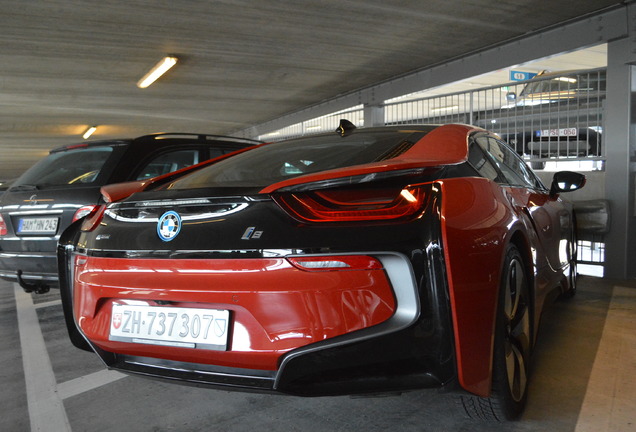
[385, 68, 606, 169]
[258, 106, 364, 141]
[262, 70, 606, 169]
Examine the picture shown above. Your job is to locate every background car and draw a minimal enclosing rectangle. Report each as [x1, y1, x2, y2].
[496, 69, 606, 167]
[0, 133, 259, 293]
[59, 121, 584, 421]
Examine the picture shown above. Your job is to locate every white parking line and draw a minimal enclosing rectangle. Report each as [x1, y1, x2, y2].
[57, 369, 127, 400]
[14, 284, 71, 432]
[33, 299, 62, 310]
[575, 285, 636, 432]
[14, 284, 128, 431]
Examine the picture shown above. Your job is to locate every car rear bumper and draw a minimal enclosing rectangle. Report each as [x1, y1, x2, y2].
[0, 250, 59, 284]
[62, 249, 457, 396]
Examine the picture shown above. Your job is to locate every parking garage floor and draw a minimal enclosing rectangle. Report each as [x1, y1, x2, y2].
[1, 275, 634, 432]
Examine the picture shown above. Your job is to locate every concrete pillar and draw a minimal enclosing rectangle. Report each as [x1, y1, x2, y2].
[603, 31, 636, 279]
[363, 104, 385, 127]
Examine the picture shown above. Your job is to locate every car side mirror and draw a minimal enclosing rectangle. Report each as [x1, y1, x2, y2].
[550, 171, 586, 196]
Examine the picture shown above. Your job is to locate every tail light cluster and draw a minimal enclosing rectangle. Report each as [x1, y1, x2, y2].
[73, 205, 97, 223]
[273, 184, 431, 223]
[80, 205, 107, 232]
[0, 214, 7, 236]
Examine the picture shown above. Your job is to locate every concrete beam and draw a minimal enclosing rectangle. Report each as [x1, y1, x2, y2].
[237, 5, 629, 138]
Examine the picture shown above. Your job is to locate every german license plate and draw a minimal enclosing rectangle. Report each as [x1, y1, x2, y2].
[109, 303, 230, 350]
[17, 217, 59, 234]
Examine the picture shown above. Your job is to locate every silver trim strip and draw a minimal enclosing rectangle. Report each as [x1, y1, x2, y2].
[0, 252, 56, 259]
[0, 271, 57, 281]
[8, 210, 64, 216]
[274, 251, 420, 389]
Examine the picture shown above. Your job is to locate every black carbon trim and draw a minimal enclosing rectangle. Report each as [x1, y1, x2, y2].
[275, 251, 420, 389]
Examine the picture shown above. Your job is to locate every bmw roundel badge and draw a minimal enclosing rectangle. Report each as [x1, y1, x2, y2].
[157, 211, 181, 242]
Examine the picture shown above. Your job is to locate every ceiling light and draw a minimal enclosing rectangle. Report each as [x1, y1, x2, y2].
[137, 56, 178, 88]
[431, 105, 459, 112]
[554, 77, 577, 83]
[82, 126, 97, 139]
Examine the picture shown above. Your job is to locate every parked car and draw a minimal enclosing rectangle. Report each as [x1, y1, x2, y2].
[491, 69, 606, 165]
[59, 121, 584, 421]
[0, 133, 259, 293]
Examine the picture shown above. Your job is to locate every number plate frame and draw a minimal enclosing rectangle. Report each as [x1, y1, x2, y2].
[109, 303, 230, 351]
[17, 217, 59, 234]
[536, 128, 578, 138]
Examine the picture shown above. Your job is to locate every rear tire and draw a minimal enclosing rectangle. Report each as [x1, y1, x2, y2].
[459, 244, 532, 421]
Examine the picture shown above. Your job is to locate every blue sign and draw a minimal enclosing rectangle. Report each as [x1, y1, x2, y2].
[510, 71, 537, 82]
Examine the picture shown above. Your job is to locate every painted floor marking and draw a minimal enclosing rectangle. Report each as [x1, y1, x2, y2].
[57, 369, 127, 400]
[14, 284, 71, 432]
[15, 284, 128, 432]
[575, 285, 636, 432]
[33, 299, 62, 309]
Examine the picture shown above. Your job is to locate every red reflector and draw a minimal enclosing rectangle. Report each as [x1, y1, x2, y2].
[274, 185, 429, 223]
[80, 205, 106, 232]
[287, 255, 383, 272]
[73, 205, 97, 223]
[0, 214, 7, 236]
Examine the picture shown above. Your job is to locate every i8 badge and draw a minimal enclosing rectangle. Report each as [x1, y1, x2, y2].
[157, 211, 181, 242]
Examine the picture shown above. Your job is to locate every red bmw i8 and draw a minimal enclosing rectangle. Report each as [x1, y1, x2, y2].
[59, 121, 585, 421]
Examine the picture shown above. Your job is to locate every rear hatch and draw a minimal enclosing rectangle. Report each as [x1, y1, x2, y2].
[0, 142, 128, 280]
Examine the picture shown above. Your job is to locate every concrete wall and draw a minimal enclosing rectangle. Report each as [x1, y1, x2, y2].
[537, 171, 605, 201]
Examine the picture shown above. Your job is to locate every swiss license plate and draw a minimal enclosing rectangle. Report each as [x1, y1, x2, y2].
[537, 128, 578, 138]
[17, 217, 59, 234]
[109, 303, 230, 351]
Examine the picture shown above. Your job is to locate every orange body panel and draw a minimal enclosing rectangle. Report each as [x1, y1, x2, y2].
[73, 256, 396, 370]
[438, 177, 513, 396]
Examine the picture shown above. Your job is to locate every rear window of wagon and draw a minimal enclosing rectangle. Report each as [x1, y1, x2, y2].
[12, 146, 120, 188]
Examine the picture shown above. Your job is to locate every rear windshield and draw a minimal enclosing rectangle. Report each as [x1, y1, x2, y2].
[13, 146, 117, 189]
[168, 129, 431, 190]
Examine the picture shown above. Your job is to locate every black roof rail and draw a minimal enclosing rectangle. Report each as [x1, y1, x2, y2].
[138, 132, 262, 145]
[50, 139, 132, 153]
[49, 133, 261, 153]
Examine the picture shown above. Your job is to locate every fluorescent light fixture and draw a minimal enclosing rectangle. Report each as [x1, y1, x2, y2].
[431, 105, 459, 112]
[137, 56, 178, 88]
[261, 131, 281, 138]
[82, 126, 97, 139]
[554, 77, 577, 83]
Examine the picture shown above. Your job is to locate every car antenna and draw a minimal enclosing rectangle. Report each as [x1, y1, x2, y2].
[336, 119, 356, 137]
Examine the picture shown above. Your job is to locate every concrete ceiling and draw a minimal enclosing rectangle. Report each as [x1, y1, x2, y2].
[0, 0, 624, 178]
